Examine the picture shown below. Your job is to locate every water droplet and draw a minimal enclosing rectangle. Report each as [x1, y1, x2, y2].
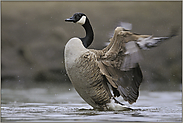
[69, 89, 70, 91]
[30, 68, 32, 69]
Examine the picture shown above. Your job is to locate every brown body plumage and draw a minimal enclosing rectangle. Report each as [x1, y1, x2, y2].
[64, 13, 177, 110]
[67, 50, 111, 109]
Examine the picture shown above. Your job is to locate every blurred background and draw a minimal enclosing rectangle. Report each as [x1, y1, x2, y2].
[2, 1, 182, 91]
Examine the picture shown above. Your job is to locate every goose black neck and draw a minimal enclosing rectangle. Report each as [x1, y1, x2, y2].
[80, 18, 94, 48]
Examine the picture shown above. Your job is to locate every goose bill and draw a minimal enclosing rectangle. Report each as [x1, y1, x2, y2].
[65, 17, 75, 22]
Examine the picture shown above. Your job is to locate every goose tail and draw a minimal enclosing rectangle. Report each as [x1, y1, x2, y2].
[106, 97, 132, 111]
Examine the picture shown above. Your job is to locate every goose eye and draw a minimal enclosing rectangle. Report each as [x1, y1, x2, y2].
[77, 15, 82, 20]
[76, 16, 80, 20]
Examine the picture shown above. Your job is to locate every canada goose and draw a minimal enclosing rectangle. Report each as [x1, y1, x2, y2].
[64, 13, 177, 110]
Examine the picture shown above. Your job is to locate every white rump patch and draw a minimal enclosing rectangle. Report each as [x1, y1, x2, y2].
[76, 16, 86, 25]
[106, 99, 130, 111]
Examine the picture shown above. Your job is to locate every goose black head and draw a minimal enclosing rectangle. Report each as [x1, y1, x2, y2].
[65, 13, 87, 25]
[65, 13, 93, 48]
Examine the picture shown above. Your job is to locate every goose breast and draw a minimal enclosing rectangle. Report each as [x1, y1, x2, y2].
[65, 41, 112, 109]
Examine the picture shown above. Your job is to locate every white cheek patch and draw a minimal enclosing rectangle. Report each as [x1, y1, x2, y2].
[76, 16, 86, 25]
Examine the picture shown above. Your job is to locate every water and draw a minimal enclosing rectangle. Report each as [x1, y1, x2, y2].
[1, 85, 182, 122]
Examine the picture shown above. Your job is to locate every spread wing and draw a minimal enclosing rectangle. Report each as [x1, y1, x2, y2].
[97, 27, 177, 104]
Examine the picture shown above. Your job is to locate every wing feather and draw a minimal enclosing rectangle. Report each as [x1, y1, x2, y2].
[97, 26, 177, 104]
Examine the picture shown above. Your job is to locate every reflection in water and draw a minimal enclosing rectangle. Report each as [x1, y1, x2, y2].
[1, 85, 182, 122]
